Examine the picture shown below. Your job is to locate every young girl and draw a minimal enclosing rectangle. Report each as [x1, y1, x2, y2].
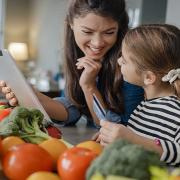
[99, 24, 180, 166]
[0, 0, 144, 127]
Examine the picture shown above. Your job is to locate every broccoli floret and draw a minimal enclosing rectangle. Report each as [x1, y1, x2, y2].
[0, 106, 51, 144]
[86, 140, 164, 180]
[0, 116, 20, 136]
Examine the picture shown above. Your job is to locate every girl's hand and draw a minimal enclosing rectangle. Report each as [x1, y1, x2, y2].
[99, 120, 133, 146]
[76, 56, 102, 90]
[0, 81, 18, 106]
[91, 131, 101, 143]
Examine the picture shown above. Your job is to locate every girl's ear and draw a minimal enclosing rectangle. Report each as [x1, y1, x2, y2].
[143, 71, 156, 85]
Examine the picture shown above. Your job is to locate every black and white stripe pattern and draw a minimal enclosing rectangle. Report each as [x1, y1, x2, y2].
[128, 96, 180, 166]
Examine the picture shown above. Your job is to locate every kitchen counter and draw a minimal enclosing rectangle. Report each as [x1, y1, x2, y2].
[0, 119, 98, 179]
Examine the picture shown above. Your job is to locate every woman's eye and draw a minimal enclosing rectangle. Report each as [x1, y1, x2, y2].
[105, 32, 115, 35]
[82, 30, 92, 34]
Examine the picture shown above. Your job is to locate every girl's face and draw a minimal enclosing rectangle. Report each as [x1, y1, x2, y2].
[118, 44, 143, 86]
[71, 13, 118, 60]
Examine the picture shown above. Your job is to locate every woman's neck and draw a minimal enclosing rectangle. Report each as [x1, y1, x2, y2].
[143, 83, 175, 100]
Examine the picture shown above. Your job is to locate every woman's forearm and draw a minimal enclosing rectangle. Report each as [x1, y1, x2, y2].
[82, 86, 106, 125]
[35, 90, 68, 121]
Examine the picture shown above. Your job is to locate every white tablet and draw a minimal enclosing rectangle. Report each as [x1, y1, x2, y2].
[0, 49, 52, 124]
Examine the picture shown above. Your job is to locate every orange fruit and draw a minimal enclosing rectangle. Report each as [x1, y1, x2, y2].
[76, 140, 103, 155]
[27, 171, 60, 180]
[39, 138, 68, 169]
[1, 136, 25, 155]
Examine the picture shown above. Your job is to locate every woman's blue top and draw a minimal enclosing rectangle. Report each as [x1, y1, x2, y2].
[53, 81, 144, 127]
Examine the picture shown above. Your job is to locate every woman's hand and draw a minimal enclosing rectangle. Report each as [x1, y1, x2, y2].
[76, 56, 102, 90]
[0, 81, 18, 106]
[99, 120, 133, 146]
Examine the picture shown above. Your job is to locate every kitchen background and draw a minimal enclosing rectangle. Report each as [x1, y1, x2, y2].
[0, 0, 180, 95]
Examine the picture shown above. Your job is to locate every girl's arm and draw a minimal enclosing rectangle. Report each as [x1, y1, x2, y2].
[99, 121, 180, 166]
[99, 120, 162, 156]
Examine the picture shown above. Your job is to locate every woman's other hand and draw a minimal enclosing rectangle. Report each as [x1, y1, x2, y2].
[0, 81, 18, 106]
[99, 120, 133, 146]
[76, 56, 102, 90]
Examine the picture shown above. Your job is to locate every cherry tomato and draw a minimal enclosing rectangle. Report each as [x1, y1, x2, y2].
[0, 108, 12, 121]
[57, 147, 97, 180]
[2, 143, 53, 180]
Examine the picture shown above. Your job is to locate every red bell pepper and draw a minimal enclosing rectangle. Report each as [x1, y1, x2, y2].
[0, 108, 12, 121]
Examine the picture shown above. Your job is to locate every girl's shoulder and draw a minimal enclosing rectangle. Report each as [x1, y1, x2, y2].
[122, 81, 144, 94]
[144, 95, 180, 111]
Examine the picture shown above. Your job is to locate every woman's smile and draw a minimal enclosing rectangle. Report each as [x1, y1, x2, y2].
[72, 13, 118, 60]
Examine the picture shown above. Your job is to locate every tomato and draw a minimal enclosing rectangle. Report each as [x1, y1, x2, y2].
[0, 108, 12, 121]
[57, 147, 97, 180]
[2, 143, 53, 180]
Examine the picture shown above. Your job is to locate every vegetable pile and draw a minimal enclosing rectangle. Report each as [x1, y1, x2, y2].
[0, 106, 58, 144]
[86, 140, 165, 180]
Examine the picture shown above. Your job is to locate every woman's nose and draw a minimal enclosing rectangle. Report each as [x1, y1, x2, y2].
[90, 34, 104, 47]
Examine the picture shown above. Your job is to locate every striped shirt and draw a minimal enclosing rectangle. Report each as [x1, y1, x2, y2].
[128, 95, 180, 166]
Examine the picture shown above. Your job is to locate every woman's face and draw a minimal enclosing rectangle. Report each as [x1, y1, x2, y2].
[71, 13, 118, 60]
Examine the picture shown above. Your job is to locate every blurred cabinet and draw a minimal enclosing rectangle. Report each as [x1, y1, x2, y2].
[141, 0, 167, 24]
[126, 0, 167, 27]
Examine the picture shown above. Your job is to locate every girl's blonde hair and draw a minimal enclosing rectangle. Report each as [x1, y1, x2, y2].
[123, 24, 180, 97]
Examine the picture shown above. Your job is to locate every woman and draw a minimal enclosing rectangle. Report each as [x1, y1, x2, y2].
[0, 0, 144, 127]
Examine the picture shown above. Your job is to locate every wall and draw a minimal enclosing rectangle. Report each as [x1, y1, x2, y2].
[5, 0, 68, 75]
[166, 0, 180, 28]
[4, 0, 30, 48]
[0, 0, 5, 48]
[29, 0, 67, 75]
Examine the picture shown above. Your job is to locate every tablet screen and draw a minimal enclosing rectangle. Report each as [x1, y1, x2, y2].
[0, 49, 51, 124]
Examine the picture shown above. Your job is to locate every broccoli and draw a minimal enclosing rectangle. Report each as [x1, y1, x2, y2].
[0, 106, 51, 144]
[86, 140, 164, 180]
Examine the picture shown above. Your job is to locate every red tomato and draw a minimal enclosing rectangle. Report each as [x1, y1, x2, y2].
[57, 147, 97, 180]
[2, 143, 53, 180]
[0, 108, 12, 121]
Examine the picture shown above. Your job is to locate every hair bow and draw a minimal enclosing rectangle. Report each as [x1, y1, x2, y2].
[162, 69, 180, 84]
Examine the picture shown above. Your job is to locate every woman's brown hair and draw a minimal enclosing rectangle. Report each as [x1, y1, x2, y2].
[64, 0, 129, 115]
[123, 24, 180, 97]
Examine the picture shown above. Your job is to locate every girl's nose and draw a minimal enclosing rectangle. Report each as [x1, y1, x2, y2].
[117, 57, 122, 66]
